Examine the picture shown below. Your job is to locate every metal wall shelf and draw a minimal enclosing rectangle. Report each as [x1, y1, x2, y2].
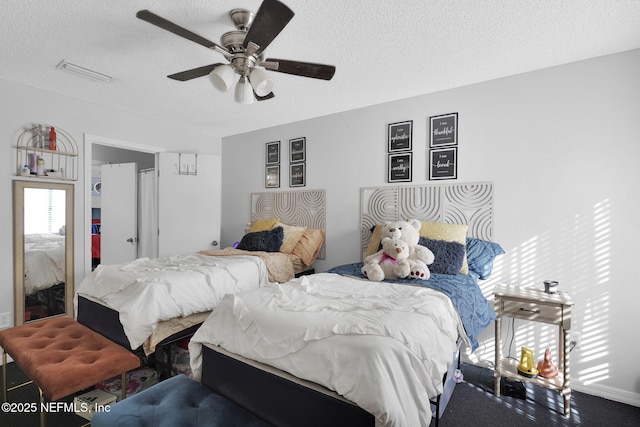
[16, 125, 78, 181]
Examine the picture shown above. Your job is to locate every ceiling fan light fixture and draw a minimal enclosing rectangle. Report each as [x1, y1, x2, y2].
[249, 68, 274, 97]
[235, 77, 255, 104]
[208, 64, 236, 92]
[137, 3, 335, 106]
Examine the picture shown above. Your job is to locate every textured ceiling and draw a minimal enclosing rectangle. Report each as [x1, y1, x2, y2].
[2, 1, 639, 137]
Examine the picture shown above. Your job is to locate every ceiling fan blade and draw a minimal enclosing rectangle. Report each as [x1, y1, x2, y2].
[265, 58, 336, 80]
[136, 10, 229, 56]
[243, 0, 294, 53]
[255, 91, 275, 101]
[167, 64, 223, 81]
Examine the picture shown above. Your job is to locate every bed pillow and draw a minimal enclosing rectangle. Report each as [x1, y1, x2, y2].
[418, 237, 466, 275]
[277, 222, 307, 253]
[365, 224, 384, 257]
[292, 228, 325, 266]
[420, 221, 469, 274]
[248, 217, 280, 233]
[466, 237, 505, 280]
[237, 226, 284, 252]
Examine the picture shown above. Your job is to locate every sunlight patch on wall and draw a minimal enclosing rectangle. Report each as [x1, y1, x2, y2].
[578, 291, 610, 363]
[511, 321, 559, 364]
[510, 236, 541, 285]
[469, 198, 612, 391]
[571, 199, 611, 386]
[578, 363, 610, 386]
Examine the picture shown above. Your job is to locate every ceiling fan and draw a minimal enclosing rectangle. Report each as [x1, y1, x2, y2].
[136, 0, 336, 104]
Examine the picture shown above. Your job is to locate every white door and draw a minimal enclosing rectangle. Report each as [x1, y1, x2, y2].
[100, 163, 138, 264]
[157, 153, 221, 256]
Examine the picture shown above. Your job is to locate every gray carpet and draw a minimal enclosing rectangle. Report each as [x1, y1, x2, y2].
[430, 363, 640, 426]
[1, 361, 638, 426]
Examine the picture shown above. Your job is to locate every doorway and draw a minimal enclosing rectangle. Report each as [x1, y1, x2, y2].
[83, 134, 163, 277]
[82, 134, 222, 283]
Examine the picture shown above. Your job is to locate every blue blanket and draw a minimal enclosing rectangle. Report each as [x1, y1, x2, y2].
[326, 263, 495, 351]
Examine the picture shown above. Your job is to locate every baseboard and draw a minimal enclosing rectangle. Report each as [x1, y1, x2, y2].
[572, 381, 640, 408]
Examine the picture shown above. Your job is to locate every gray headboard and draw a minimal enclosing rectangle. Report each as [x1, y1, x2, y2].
[360, 182, 494, 259]
[251, 189, 326, 259]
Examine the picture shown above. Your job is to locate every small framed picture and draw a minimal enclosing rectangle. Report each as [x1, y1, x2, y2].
[388, 120, 412, 152]
[429, 147, 457, 180]
[265, 165, 280, 188]
[290, 162, 306, 187]
[266, 141, 280, 165]
[430, 113, 458, 147]
[290, 137, 306, 163]
[388, 153, 412, 183]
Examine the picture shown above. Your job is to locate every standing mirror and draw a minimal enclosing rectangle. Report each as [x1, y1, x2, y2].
[13, 180, 74, 325]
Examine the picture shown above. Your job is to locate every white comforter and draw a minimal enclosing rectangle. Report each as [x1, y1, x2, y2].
[76, 254, 270, 349]
[190, 273, 468, 427]
[24, 233, 66, 295]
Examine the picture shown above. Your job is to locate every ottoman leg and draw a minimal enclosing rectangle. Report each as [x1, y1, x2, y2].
[2, 350, 6, 402]
[121, 372, 127, 401]
[39, 387, 46, 427]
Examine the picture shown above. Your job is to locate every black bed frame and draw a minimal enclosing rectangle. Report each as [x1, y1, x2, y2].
[201, 341, 461, 427]
[202, 345, 374, 427]
[77, 295, 201, 377]
[77, 296, 201, 349]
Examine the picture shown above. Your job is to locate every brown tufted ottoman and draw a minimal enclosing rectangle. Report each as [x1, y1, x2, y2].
[0, 316, 140, 426]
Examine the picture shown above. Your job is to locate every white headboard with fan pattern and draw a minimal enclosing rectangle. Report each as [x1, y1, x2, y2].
[360, 182, 494, 259]
[251, 189, 326, 259]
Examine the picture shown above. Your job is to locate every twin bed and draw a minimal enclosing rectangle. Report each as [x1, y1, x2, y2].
[75, 184, 500, 426]
[75, 189, 327, 354]
[187, 182, 500, 427]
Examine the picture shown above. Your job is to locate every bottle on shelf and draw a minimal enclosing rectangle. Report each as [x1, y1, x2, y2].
[33, 125, 42, 148]
[49, 127, 57, 150]
[22, 164, 30, 176]
[28, 153, 38, 174]
[37, 156, 45, 176]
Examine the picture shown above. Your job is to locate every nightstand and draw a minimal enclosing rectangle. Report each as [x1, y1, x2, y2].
[493, 283, 574, 417]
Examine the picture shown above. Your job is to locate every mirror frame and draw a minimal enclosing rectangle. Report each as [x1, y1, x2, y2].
[13, 180, 74, 325]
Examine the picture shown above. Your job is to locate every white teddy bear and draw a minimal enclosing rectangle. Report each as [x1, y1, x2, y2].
[362, 237, 412, 281]
[380, 219, 434, 280]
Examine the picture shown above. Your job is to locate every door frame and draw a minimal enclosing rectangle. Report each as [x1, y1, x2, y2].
[82, 134, 165, 279]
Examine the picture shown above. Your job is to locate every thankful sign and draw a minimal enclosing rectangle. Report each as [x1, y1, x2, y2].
[430, 113, 457, 147]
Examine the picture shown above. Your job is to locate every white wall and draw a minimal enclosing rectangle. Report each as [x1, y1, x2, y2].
[221, 49, 640, 405]
[0, 79, 221, 330]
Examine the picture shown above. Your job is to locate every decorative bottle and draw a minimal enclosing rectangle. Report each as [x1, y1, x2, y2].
[34, 125, 43, 148]
[49, 127, 57, 150]
[28, 153, 38, 174]
[37, 157, 45, 176]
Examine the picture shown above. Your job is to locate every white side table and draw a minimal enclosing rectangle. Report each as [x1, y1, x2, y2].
[493, 283, 574, 417]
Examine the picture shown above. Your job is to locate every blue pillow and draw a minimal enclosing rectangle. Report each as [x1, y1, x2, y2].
[237, 226, 284, 252]
[418, 237, 465, 275]
[465, 238, 505, 280]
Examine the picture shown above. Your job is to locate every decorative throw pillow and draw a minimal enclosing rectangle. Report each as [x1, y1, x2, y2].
[419, 237, 466, 275]
[237, 226, 284, 252]
[466, 238, 505, 280]
[248, 217, 280, 233]
[420, 221, 469, 274]
[277, 222, 307, 253]
[365, 224, 384, 257]
[292, 229, 325, 266]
